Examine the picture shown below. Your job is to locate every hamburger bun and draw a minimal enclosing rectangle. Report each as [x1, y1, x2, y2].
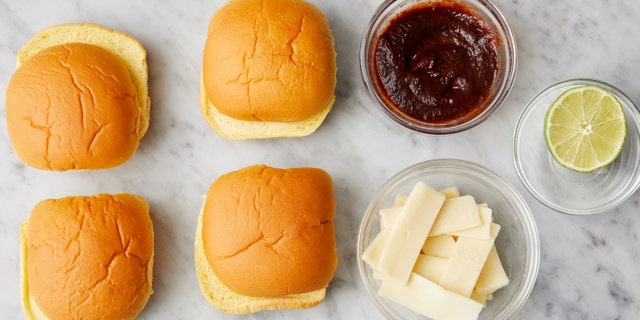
[195, 165, 337, 313]
[200, 0, 336, 140]
[20, 193, 154, 320]
[6, 23, 150, 170]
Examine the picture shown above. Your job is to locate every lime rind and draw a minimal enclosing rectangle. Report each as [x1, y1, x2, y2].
[544, 85, 627, 173]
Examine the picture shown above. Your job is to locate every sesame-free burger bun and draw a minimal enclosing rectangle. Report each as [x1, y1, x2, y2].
[200, 0, 336, 139]
[6, 23, 149, 170]
[20, 193, 154, 320]
[195, 165, 337, 313]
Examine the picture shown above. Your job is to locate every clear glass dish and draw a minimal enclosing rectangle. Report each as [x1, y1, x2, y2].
[513, 79, 640, 215]
[359, 0, 517, 134]
[357, 159, 540, 319]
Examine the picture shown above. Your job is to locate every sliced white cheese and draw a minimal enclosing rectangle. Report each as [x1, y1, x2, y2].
[364, 184, 510, 317]
[378, 272, 483, 320]
[378, 206, 402, 230]
[377, 182, 445, 285]
[373, 269, 386, 280]
[440, 186, 460, 198]
[362, 228, 391, 269]
[447, 206, 492, 239]
[421, 234, 456, 259]
[470, 290, 488, 307]
[474, 245, 509, 295]
[394, 194, 408, 206]
[429, 195, 481, 237]
[439, 223, 501, 297]
[413, 254, 448, 283]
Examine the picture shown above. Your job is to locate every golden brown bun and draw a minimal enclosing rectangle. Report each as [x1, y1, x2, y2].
[195, 210, 327, 314]
[20, 193, 154, 320]
[200, 0, 336, 139]
[199, 76, 334, 140]
[6, 23, 149, 170]
[196, 165, 337, 312]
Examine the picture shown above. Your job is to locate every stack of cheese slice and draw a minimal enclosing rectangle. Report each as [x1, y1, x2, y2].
[362, 182, 509, 320]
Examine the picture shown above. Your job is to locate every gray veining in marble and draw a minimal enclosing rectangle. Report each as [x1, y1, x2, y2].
[1, 0, 639, 319]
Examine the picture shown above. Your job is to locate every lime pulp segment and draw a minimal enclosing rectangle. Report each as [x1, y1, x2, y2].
[544, 85, 627, 172]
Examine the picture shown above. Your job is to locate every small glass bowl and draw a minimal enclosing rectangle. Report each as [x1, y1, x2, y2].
[360, 0, 517, 134]
[513, 79, 640, 215]
[357, 159, 540, 320]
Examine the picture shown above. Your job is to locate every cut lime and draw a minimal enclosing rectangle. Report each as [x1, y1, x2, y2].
[544, 85, 627, 173]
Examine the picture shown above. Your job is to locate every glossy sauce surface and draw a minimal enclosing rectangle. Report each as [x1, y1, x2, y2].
[375, 3, 498, 124]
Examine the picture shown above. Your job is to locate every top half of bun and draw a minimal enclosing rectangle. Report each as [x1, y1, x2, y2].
[5, 23, 150, 171]
[22, 193, 154, 320]
[15, 23, 150, 134]
[202, 0, 336, 123]
[202, 165, 337, 298]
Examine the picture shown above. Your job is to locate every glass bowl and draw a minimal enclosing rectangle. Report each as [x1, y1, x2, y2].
[357, 159, 539, 320]
[513, 79, 640, 215]
[360, 0, 517, 134]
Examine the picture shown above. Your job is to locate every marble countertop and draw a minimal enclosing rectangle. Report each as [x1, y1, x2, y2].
[1, 0, 639, 319]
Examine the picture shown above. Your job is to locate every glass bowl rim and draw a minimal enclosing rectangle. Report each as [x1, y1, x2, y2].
[356, 158, 540, 319]
[512, 78, 640, 215]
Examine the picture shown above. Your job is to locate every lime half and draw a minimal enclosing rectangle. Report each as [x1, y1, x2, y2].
[544, 85, 627, 172]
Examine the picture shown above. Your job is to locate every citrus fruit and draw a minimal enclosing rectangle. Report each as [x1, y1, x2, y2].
[544, 85, 627, 172]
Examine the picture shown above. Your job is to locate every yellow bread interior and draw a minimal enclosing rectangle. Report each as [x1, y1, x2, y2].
[199, 75, 333, 140]
[194, 209, 326, 314]
[20, 221, 49, 320]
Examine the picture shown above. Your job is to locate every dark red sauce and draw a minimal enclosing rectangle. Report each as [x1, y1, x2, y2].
[375, 3, 498, 124]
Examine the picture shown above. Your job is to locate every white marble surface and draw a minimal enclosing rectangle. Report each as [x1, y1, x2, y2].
[1, 0, 639, 319]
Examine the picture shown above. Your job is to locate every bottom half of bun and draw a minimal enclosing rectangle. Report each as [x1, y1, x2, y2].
[199, 76, 333, 140]
[20, 221, 48, 320]
[194, 211, 326, 314]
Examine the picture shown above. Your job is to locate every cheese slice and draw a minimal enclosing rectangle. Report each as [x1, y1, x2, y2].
[394, 194, 408, 206]
[440, 186, 460, 198]
[377, 182, 445, 285]
[448, 206, 492, 239]
[421, 234, 456, 258]
[439, 223, 501, 297]
[413, 254, 448, 283]
[362, 228, 391, 269]
[373, 269, 386, 280]
[378, 206, 402, 229]
[470, 290, 489, 307]
[474, 245, 509, 295]
[429, 195, 481, 237]
[378, 272, 483, 320]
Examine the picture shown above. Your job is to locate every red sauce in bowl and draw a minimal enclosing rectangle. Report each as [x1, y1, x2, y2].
[374, 3, 498, 124]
